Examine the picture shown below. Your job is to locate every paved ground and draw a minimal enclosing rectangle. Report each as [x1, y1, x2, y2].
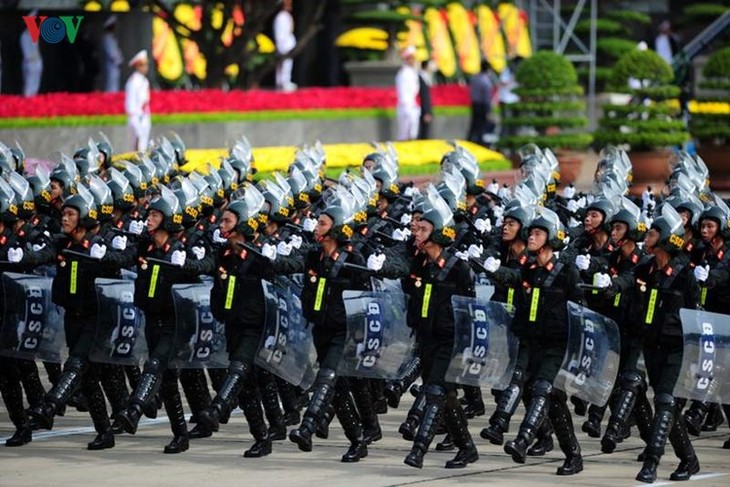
[1, 391, 728, 487]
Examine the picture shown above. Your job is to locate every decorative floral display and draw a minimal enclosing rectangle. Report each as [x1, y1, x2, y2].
[0, 85, 469, 120]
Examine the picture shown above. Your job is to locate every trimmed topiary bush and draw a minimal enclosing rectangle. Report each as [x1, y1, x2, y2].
[692, 46, 730, 145]
[499, 51, 592, 150]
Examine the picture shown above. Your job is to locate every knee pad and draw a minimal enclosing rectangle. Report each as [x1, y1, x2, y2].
[64, 355, 87, 374]
[143, 358, 163, 376]
[511, 369, 525, 387]
[620, 370, 644, 394]
[654, 392, 676, 409]
[316, 368, 337, 387]
[228, 360, 249, 377]
[424, 383, 446, 399]
[532, 378, 552, 399]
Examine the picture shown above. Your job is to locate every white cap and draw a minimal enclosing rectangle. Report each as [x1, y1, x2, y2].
[103, 15, 117, 29]
[401, 45, 416, 60]
[128, 49, 148, 67]
[637, 41, 648, 52]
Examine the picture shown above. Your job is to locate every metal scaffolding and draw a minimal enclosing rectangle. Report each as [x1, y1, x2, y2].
[522, 0, 598, 130]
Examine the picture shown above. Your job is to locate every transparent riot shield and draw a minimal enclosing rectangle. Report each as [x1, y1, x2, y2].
[256, 278, 317, 389]
[554, 301, 621, 407]
[89, 278, 148, 366]
[169, 283, 228, 369]
[673, 308, 730, 403]
[0, 272, 65, 363]
[339, 288, 414, 380]
[446, 296, 518, 388]
[474, 273, 495, 301]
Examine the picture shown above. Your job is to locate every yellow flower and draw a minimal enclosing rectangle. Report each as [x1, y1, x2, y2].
[336, 28, 389, 51]
[688, 100, 730, 115]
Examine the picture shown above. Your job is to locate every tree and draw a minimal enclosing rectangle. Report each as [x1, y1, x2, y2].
[147, 0, 327, 89]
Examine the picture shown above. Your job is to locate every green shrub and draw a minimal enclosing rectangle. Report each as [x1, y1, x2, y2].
[597, 38, 638, 59]
[575, 18, 625, 35]
[611, 49, 674, 89]
[684, 3, 730, 18]
[703, 46, 730, 78]
[604, 10, 651, 25]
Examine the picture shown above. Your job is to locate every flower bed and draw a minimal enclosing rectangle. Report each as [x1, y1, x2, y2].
[0, 85, 470, 128]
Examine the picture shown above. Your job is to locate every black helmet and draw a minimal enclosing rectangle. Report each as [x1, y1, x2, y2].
[62, 184, 99, 230]
[528, 207, 567, 251]
[664, 191, 703, 231]
[188, 171, 216, 217]
[203, 165, 225, 208]
[585, 197, 616, 233]
[172, 177, 201, 229]
[420, 184, 456, 246]
[650, 204, 685, 255]
[218, 159, 238, 199]
[699, 195, 730, 240]
[88, 175, 114, 223]
[441, 146, 484, 196]
[147, 185, 184, 233]
[73, 139, 103, 177]
[0, 178, 18, 224]
[287, 165, 311, 209]
[10, 142, 25, 175]
[121, 161, 148, 199]
[225, 185, 265, 238]
[320, 187, 356, 243]
[50, 157, 78, 199]
[8, 172, 35, 220]
[94, 132, 113, 169]
[609, 197, 647, 243]
[28, 167, 53, 214]
[167, 132, 186, 166]
[258, 178, 293, 224]
[503, 199, 535, 241]
[106, 167, 136, 212]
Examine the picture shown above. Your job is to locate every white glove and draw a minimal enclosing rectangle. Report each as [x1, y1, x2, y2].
[392, 228, 409, 241]
[498, 185, 511, 199]
[302, 217, 317, 233]
[128, 220, 144, 235]
[261, 243, 277, 261]
[694, 265, 709, 283]
[289, 234, 303, 249]
[468, 244, 483, 259]
[577, 196, 587, 209]
[171, 249, 186, 267]
[492, 205, 504, 219]
[454, 250, 469, 261]
[474, 218, 491, 234]
[400, 213, 412, 226]
[563, 184, 576, 199]
[567, 199, 580, 214]
[594, 273, 612, 289]
[575, 254, 591, 271]
[367, 253, 386, 271]
[7, 247, 23, 263]
[569, 217, 581, 228]
[112, 235, 127, 251]
[277, 240, 293, 257]
[403, 186, 419, 198]
[483, 256, 501, 273]
[642, 189, 653, 209]
[494, 215, 504, 228]
[32, 243, 46, 252]
[212, 228, 228, 243]
[192, 246, 205, 260]
[487, 180, 499, 194]
[90, 243, 107, 260]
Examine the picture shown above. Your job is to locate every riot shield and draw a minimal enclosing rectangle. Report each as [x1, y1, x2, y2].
[256, 278, 317, 389]
[339, 288, 414, 380]
[169, 283, 228, 369]
[89, 278, 148, 366]
[673, 308, 730, 403]
[0, 272, 65, 363]
[553, 301, 620, 407]
[446, 297, 518, 388]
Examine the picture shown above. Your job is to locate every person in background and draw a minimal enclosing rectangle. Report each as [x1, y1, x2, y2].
[654, 20, 679, 66]
[418, 59, 435, 140]
[395, 45, 420, 141]
[274, 0, 297, 92]
[20, 10, 43, 98]
[498, 56, 521, 147]
[102, 16, 123, 93]
[467, 60, 495, 146]
[125, 49, 151, 152]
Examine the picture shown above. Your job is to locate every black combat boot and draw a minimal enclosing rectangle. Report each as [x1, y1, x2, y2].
[181, 369, 213, 439]
[636, 394, 675, 483]
[549, 392, 583, 475]
[399, 387, 426, 441]
[162, 377, 189, 454]
[384, 356, 420, 409]
[289, 369, 336, 452]
[277, 378, 302, 426]
[480, 379, 521, 445]
[335, 390, 368, 462]
[504, 379, 550, 464]
[85, 373, 115, 451]
[683, 400, 708, 437]
[351, 378, 382, 444]
[98, 364, 130, 435]
[258, 372, 286, 441]
[527, 418, 554, 456]
[582, 402, 607, 438]
[31, 356, 86, 431]
[198, 361, 250, 433]
[602, 371, 645, 453]
[669, 413, 700, 481]
[113, 358, 163, 435]
[404, 384, 445, 469]
[443, 401, 478, 469]
[241, 387, 272, 458]
[461, 385, 485, 419]
[2, 378, 32, 447]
